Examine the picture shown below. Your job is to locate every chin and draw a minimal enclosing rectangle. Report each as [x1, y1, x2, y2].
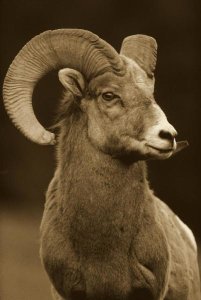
[145, 147, 174, 160]
[116, 142, 174, 162]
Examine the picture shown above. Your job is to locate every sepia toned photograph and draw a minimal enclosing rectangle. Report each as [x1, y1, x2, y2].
[0, 0, 200, 299]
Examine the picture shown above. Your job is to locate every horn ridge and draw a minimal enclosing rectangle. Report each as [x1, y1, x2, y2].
[3, 29, 124, 145]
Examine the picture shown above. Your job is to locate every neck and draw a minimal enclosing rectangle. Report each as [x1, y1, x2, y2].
[56, 116, 149, 218]
[53, 115, 152, 252]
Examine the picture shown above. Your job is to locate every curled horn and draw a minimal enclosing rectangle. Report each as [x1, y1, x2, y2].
[3, 29, 124, 145]
[120, 34, 157, 77]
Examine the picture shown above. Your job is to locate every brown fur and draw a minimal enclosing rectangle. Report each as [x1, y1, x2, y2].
[40, 64, 200, 300]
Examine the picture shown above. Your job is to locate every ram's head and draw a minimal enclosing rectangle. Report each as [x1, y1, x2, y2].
[3, 29, 188, 160]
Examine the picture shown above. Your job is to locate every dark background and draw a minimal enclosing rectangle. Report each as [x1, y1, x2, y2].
[0, 0, 200, 299]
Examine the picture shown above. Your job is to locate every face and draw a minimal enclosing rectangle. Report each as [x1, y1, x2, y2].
[81, 58, 177, 160]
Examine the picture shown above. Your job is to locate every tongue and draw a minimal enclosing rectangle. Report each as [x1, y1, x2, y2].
[173, 140, 189, 155]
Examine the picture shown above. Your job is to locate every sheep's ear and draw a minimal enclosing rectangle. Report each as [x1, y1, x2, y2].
[58, 68, 85, 97]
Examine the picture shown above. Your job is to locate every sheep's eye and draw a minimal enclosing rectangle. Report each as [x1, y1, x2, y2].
[102, 92, 116, 101]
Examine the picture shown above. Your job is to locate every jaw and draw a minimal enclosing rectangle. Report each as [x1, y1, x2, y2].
[129, 140, 174, 160]
[143, 140, 189, 159]
[103, 135, 188, 161]
[97, 136, 171, 162]
[144, 145, 174, 160]
[87, 126, 188, 162]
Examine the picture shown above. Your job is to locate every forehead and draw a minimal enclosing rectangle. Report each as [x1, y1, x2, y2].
[89, 72, 126, 93]
[89, 57, 154, 97]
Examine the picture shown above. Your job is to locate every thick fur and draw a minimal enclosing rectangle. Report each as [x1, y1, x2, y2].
[40, 95, 200, 300]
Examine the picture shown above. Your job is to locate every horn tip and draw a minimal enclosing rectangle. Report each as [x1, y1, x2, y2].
[36, 131, 56, 145]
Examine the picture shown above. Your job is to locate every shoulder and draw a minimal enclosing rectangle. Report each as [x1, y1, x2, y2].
[174, 215, 197, 252]
[153, 195, 197, 252]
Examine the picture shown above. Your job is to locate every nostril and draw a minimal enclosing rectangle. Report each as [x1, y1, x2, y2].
[159, 130, 174, 142]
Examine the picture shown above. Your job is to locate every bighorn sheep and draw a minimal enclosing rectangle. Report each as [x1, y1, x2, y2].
[3, 29, 200, 300]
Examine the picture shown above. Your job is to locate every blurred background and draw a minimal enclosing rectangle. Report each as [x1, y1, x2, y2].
[0, 0, 200, 299]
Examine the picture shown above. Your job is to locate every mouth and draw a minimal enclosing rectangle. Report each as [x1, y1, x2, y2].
[147, 144, 174, 154]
